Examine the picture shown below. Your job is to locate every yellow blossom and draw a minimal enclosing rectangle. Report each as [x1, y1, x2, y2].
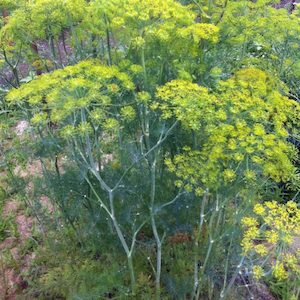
[255, 244, 268, 256]
[241, 217, 258, 228]
[77, 122, 92, 136]
[137, 91, 151, 103]
[241, 238, 252, 254]
[253, 203, 265, 216]
[253, 265, 264, 280]
[253, 124, 265, 136]
[132, 36, 146, 49]
[281, 234, 293, 245]
[265, 230, 278, 244]
[121, 106, 136, 121]
[60, 125, 75, 139]
[223, 169, 236, 182]
[244, 170, 256, 181]
[272, 263, 288, 281]
[31, 112, 48, 124]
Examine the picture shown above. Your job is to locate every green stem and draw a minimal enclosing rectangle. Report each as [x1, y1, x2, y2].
[127, 254, 136, 295]
[141, 47, 148, 89]
[104, 14, 112, 65]
[193, 192, 208, 298]
[108, 190, 136, 294]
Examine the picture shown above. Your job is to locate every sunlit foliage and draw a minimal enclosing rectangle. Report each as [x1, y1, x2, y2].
[1, 0, 300, 299]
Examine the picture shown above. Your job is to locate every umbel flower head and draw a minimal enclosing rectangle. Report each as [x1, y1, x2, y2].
[83, 0, 219, 84]
[0, 0, 86, 49]
[241, 201, 300, 282]
[6, 60, 135, 139]
[154, 68, 300, 192]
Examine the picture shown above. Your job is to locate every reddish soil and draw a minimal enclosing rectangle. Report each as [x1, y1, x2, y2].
[0, 199, 32, 299]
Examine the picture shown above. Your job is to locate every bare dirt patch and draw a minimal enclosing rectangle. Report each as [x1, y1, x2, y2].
[0, 198, 34, 299]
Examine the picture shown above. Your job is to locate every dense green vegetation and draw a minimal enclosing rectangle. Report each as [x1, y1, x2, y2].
[0, 0, 300, 299]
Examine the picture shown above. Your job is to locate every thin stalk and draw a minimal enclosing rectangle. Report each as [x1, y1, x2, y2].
[195, 208, 216, 300]
[278, 37, 289, 77]
[112, 121, 178, 192]
[221, 256, 245, 299]
[49, 35, 57, 60]
[104, 14, 112, 65]
[86, 175, 146, 296]
[68, 16, 83, 61]
[61, 30, 69, 57]
[127, 254, 136, 294]
[57, 40, 63, 66]
[158, 191, 185, 211]
[220, 233, 234, 299]
[192, 192, 208, 298]
[150, 160, 162, 300]
[141, 47, 148, 89]
[108, 190, 136, 294]
[3, 50, 20, 86]
[91, 33, 98, 58]
[84, 176, 112, 217]
[54, 155, 61, 179]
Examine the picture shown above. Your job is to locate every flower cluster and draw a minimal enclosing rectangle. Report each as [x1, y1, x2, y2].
[6, 60, 135, 139]
[1, 0, 86, 44]
[0, 0, 20, 10]
[84, 0, 219, 81]
[178, 23, 219, 44]
[220, 2, 300, 48]
[241, 201, 300, 281]
[154, 80, 212, 129]
[87, 0, 196, 41]
[155, 68, 300, 191]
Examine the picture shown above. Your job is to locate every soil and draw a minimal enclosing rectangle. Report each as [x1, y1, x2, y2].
[0, 122, 39, 299]
[0, 199, 32, 299]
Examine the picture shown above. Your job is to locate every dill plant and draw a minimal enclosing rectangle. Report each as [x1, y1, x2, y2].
[1, 0, 300, 299]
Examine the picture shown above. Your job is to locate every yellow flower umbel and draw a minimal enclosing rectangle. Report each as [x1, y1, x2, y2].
[253, 203, 265, 216]
[253, 265, 264, 280]
[223, 169, 236, 182]
[272, 263, 288, 281]
[6, 60, 134, 135]
[156, 68, 300, 192]
[241, 200, 300, 283]
[84, 0, 219, 81]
